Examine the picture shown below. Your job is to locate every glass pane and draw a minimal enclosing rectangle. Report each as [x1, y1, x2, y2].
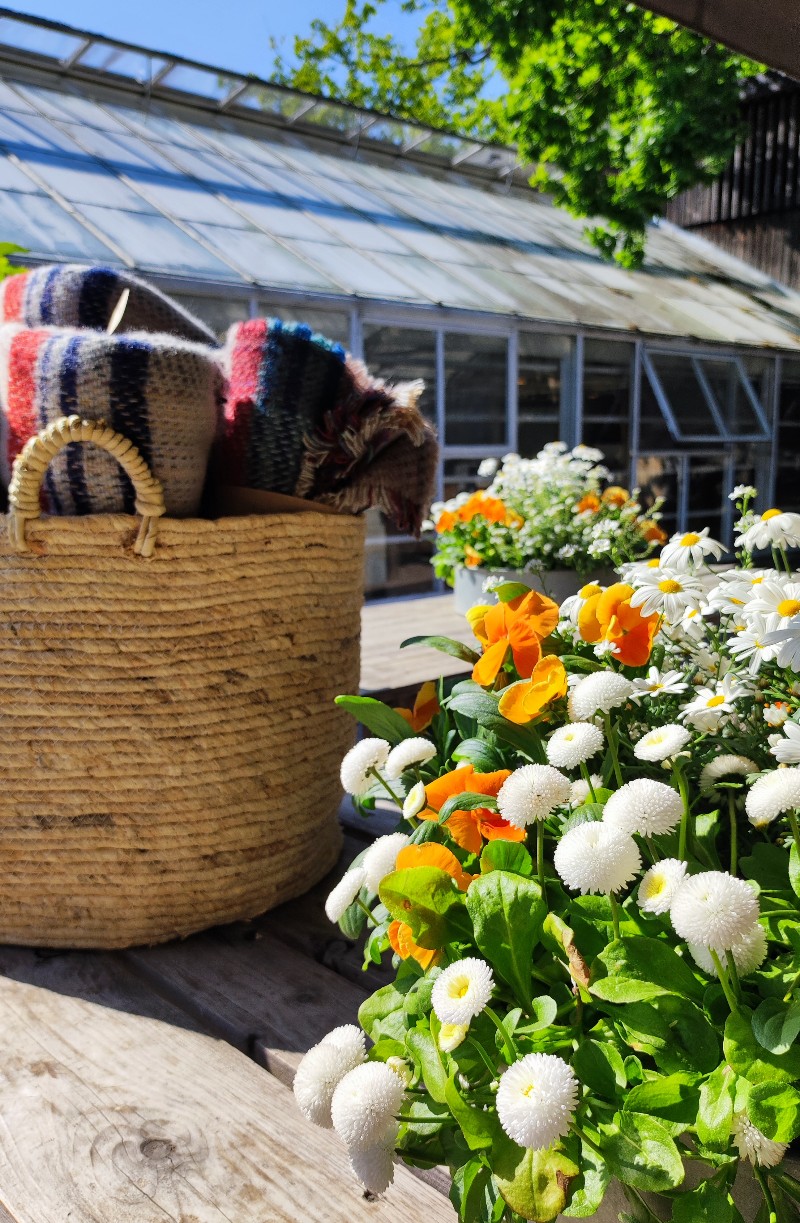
[364, 515, 435, 598]
[132, 178, 250, 227]
[445, 332, 507, 446]
[22, 152, 154, 211]
[158, 65, 237, 101]
[0, 189, 120, 260]
[777, 361, 800, 512]
[302, 102, 361, 136]
[0, 16, 85, 61]
[582, 339, 632, 481]
[77, 43, 168, 83]
[170, 293, 250, 341]
[259, 303, 350, 347]
[444, 456, 488, 500]
[639, 371, 676, 450]
[14, 84, 129, 131]
[363, 119, 413, 148]
[189, 224, 338, 290]
[700, 358, 765, 436]
[517, 332, 568, 457]
[78, 206, 238, 276]
[236, 85, 315, 121]
[647, 352, 720, 438]
[363, 324, 436, 422]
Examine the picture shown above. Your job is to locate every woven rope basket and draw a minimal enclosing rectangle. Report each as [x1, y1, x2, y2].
[0, 416, 364, 948]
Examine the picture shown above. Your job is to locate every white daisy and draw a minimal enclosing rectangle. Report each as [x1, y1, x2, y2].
[630, 666, 689, 701]
[670, 871, 760, 952]
[763, 620, 800, 671]
[431, 958, 494, 1026]
[638, 859, 688, 914]
[728, 613, 781, 676]
[659, 527, 726, 570]
[569, 775, 603, 807]
[568, 673, 634, 721]
[545, 723, 604, 770]
[680, 674, 747, 732]
[699, 754, 758, 792]
[554, 822, 641, 894]
[331, 1061, 405, 1149]
[688, 921, 767, 978]
[361, 833, 411, 894]
[736, 509, 800, 552]
[349, 1143, 396, 1195]
[764, 703, 790, 727]
[744, 579, 800, 623]
[293, 1028, 367, 1127]
[384, 737, 436, 779]
[633, 724, 691, 763]
[745, 767, 800, 827]
[497, 764, 572, 827]
[771, 721, 800, 764]
[496, 1053, 579, 1150]
[628, 570, 705, 621]
[732, 1112, 789, 1168]
[340, 738, 391, 797]
[603, 778, 684, 837]
[325, 867, 366, 923]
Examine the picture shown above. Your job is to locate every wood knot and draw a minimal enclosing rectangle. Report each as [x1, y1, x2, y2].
[140, 1138, 175, 1161]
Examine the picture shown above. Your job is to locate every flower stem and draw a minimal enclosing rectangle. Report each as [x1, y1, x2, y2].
[754, 1165, 778, 1223]
[787, 809, 800, 860]
[604, 715, 624, 788]
[609, 893, 622, 941]
[369, 767, 403, 808]
[580, 761, 598, 803]
[466, 1036, 499, 1078]
[676, 764, 691, 861]
[728, 791, 738, 875]
[571, 1122, 604, 1157]
[485, 1005, 518, 1065]
[782, 965, 800, 1003]
[356, 898, 378, 926]
[726, 949, 743, 1001]
[710, 949, 741, 1015]
[536, 820, 547, 901]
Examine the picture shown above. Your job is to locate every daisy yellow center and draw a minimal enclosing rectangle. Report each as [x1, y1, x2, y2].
[753, 576, 764, 584]
[646, 558, 660, 568]
[651, 682, 664, 690]
[762, 508, 782, 520]
[648, 732, 665, 744]
[658, 579, 682, 593]
[564, 732, 575, 741]
[522, 1082, 536, 1098]
[730, 597, 744, 605]
[681, 532, 701, 546]
[450, 978, 470, 999]
[644, 876, 666, 897]
[706, 694, 726, 708]
[777, 599, 800, 618]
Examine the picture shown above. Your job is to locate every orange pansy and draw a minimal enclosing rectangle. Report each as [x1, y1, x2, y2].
[395, 841, 475, 891]
[469, 590, 559, 687]
[395, 680, 440, 733]
[464, 545, 483, 569]
[640, 519, 668, 545]
[498, 655, 568, 725]
[579, 581, 659, 667]
[388, 919, 439, 969]
[421, 763, 523, 855]
[577, 493, 600, 513]
[435, 509, 457, 533]
[602, 486, 630, 507]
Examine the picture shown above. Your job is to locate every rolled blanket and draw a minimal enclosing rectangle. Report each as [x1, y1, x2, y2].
[0, 325, 223, 517]
[0, 265, 217, 346]
[218, 319, 438, 533]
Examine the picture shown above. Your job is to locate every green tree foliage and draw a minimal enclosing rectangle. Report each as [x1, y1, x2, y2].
[271, 0, 759, 267]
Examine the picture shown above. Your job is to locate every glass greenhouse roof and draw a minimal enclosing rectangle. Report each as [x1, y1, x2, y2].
[0, 9, 799, 351]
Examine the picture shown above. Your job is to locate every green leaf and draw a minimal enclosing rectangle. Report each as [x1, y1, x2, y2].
[748, 1081, 800, 1142]
[493, 1134, 579, 1222]
[453, 737, 506, 772]
[466, 870, 546, 1010]
[791, 843, 800, 899]
[406, 1027, 449, 1104]
[444, 1073, 501, 1150]
[494, 581, 532, 603]
[439, 791, 498, 825]
[379, 866, 471, 949]
[600, 1111, 685, 1192]
[571, 1038, 626, 1099]
[525, 995, 559, 1032]
[622, 1074, 699, 1133]
[480, 840, 533, 876]
[358, 981, 410, 1045]
[752, 998, 800, 1055]
[671, 1181, 734, 1223]
[697, 1062, 735, 1147]
[450, 1159, 493, 1223]
[592, 937, 704, 1004]
[724, 1012, 800, 1084]
[447, 689, 546, 755]
[401, 634, 480, 665]
[740, 842, 791, 892]
[611, 997, 719, 1075]
[560, 1138, 610, 1217]
[334, 695, 414, 743]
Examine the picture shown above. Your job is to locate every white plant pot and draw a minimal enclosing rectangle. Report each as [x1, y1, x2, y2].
[453, 565, 615, 615]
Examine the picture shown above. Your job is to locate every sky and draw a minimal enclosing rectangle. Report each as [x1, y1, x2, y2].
[0, 1, 423, 79]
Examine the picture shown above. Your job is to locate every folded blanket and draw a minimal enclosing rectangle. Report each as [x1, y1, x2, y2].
[218, 319, 438, 533]
[0, 324, 222, 516]
[0, 265, 217, 346]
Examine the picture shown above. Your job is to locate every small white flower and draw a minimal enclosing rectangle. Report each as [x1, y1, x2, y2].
[403, 779, 427, 819]
[546, 723, 604, 770]
[554, 822, 641, 894]
[325, 867, 366, 923]
[349, 1143, 396, 1195]
[497, 764, 572, 827]
[340, 738, 391, 797]
[629, 570, 705, 621]
[670, 871, 760, 952]
[633, 724, 691, 763]
[700, 754, 757, 792]
[478, 457, 499, 478]
[763, 620, 800, 671]
[568, 673, 634, 721]
[603, 778, 684, 837]
[680, 674, 747, 732]
[331, 1061, 405, 1149]
[496, 1053, 579, 1150]
[728, 613, 781, 675]
[431, 958, 494, 1026]
[438, 1023, 469, 1053]
[771, 721, 800, 764]
[745, 767, 800, 827]
[688, 921, 767, 978]
[764, 702, 790, 727]
[569, 775, 603, 807]
[361, 833, 410, 894]
[733, 1112, 789, 1168]
[736, 509, 800, 553]
[729, 485, 757, 501]
[660, 527, 726, 570]
[638, 858, 687, 914]
[630, 666, 688, 700]
[293, 1027, 367, 1127]
[571, 444, 604, 462]
[385, 737, 436, 779]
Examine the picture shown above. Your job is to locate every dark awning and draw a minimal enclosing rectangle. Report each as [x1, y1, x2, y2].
[633, 0, 800, 79]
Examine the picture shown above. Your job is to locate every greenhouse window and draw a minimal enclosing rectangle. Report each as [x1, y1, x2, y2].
[641, 348, 770, 443]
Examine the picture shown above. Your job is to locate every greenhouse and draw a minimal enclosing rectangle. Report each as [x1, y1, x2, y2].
[1, 10, 800, 595]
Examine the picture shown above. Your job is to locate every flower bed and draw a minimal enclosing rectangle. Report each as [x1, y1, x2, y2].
[295, 487, 800, 1222]
[430, 444, 666, 590]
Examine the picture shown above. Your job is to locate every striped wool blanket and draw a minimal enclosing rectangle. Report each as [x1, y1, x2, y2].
[0, 265, 216, 346]
[0, 325, 222, 516]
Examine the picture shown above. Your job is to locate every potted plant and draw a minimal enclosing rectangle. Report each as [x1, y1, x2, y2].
[294, 486, 800, 1222]
[429, 443, 666, 612]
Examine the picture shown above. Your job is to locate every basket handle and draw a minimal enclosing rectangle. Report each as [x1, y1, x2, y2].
[7, 415, 166, 557]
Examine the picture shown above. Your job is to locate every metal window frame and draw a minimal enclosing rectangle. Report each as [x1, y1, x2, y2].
[641, 345, 771, 444]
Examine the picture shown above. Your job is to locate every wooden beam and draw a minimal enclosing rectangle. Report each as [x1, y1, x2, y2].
[631, 0, 800, 79]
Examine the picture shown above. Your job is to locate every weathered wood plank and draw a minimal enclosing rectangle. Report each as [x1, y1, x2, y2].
[361, 593, 470, 695]
[0, 948, 455, 1222]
